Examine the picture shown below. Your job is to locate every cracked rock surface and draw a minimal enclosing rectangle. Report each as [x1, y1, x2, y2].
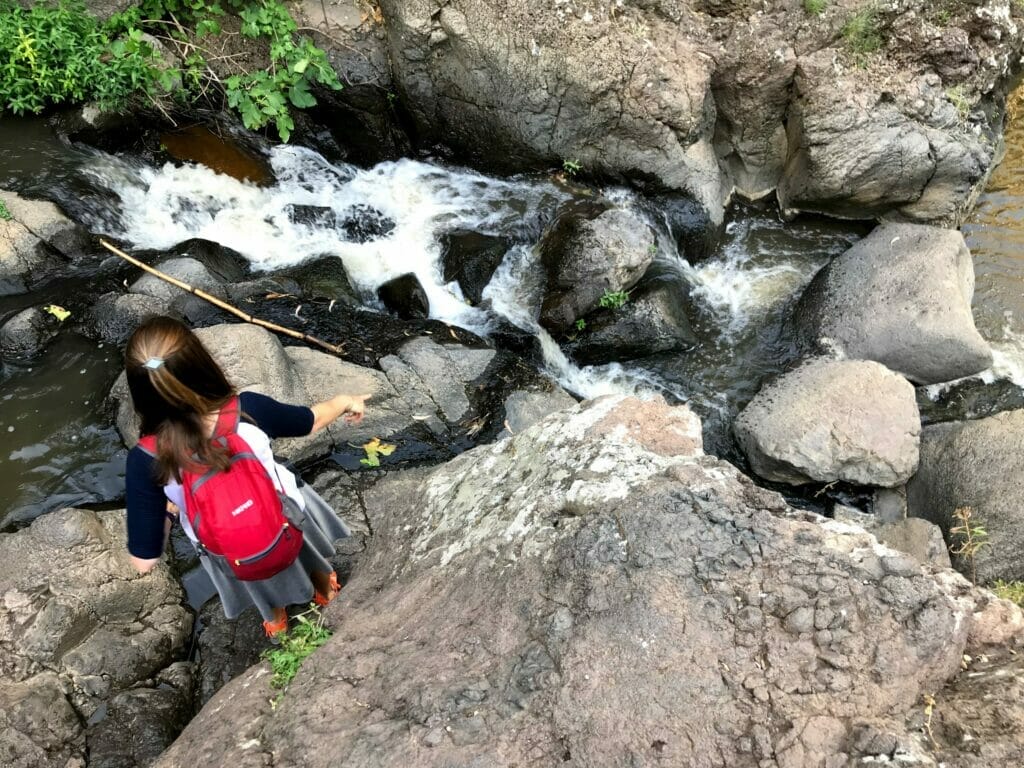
[0, 508, 191, 766]
[155, 396, 1022, 768]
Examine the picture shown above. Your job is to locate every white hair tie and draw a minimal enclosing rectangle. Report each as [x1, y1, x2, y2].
[144, 357, 165, 370]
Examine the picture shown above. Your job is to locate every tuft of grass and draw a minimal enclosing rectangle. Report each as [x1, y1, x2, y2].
[262, 606, 332, 705]
[598, 289, 630, 310]
[0, 199, 11, 222]
[574, 318, 587, 332]
[949, 506, 988, 585]
[992, 580, 1024, 606]
[842, 7, 882, 57]
[946, 85, 971, 121]
[804, 0, 828, 16]
[562, 158, 581, 176]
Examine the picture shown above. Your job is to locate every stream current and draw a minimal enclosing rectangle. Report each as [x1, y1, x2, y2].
[1, 109, 1024, 524]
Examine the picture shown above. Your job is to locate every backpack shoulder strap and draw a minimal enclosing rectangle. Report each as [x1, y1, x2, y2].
[137, 434, 157, 457]
[212, 396, 241, 440]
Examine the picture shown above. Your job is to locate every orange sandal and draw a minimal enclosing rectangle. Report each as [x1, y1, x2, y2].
[313, 571, 342, 607]
[262, 615, 289, 638]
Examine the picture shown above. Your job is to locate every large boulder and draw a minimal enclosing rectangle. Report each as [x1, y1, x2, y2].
[0, 508, 191, 766]
[377, 273, 430, 319]
[440, 229, 510, 305]
[794, 224, 992, 385]
[734, 358, 921, 487]
[907, 409, 1024, 583]
[566, 277, 697, 364]
[777, 56, 1002, 226]
[155, 396, 1024, 768]
[380, 0, 727, 224]
[539, 204, 656, 333]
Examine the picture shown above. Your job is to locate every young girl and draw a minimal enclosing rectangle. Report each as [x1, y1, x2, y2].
[124, 315, 368, 637]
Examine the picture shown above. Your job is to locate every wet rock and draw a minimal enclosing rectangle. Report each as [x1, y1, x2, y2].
[86, 662, 197, 768]
[0, 193, 68, 295]
[283, 255, 360, 305]
[734, 358, 921, 487]
[0, 307, 59, 359]
[539, 203, 656, 333]
[647, 194, 720, 260]
[794, 224, 991, 385]
[155, 396, 1024, 768]
[340, 205, 396, 243]
[566, 277, 697, 364]
[380, 336, 495, 431]
[0, 509, 191, 711]
[285, 204, 338, 229]
[195, 604, 270, 708]
[377, 273, 430, 319]
[163, 239, 249, 283]
[226, 275, 303, 303]
[92, 291, 171, 344]
[907, 409, 1024, 582]
[0, 672, 85, 768]
[501, 387, 577, 435]
[130, 257, 228, 304]
[1, 190, 91, 260]
[441, 230, 510, 304]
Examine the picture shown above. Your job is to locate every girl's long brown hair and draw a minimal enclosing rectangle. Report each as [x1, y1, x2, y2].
[126, 316, 237, 484]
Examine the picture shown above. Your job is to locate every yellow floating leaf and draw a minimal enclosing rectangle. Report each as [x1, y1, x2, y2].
[43, 304, 70, 322]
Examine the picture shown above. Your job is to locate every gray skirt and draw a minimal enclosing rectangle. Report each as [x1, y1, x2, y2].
[197, 484, 351, 622]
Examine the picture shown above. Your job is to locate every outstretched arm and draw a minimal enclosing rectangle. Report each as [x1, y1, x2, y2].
[311, 393, 370, 434]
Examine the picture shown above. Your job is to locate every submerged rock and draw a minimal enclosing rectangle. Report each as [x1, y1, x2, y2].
[155, 396, 1024, 768]
[539, 203, 656, 333]
[734, 358, 921, 487]
[794, 223, 992, 385]
[440, 229, 510, 305]
[907, 409, 1024, 583]
[377, 273, 430, 319]
[566, 277, 697, 364]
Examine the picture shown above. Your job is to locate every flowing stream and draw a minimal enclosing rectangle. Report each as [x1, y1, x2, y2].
[2, 103, 1024, 521]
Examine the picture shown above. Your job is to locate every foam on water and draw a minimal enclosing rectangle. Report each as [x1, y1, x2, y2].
[83, 146, 670, 399]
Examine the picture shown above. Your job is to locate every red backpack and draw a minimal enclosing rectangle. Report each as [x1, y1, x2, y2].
[138, 397, 304, 581]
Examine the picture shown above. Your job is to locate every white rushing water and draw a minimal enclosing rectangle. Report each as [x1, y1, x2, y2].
[82, 146, 683, 399]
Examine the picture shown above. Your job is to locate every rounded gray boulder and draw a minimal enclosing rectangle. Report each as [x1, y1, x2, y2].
[794, 223, 992, 385]
[734, 358, 921, 487]
[907, 409, 1024, 583]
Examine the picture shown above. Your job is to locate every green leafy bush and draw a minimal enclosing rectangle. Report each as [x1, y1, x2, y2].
[0, 199, 11, 221]
[0, 0, 162, 114]
[0, 0, 341, 142]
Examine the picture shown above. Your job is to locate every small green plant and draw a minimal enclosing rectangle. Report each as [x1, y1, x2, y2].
[946, 85, 971, 121]
[949, 506, 988, 585]
[262, 606, 332, 704]
[841, 7, 882, 58]
[562, 158, 581, 176]
[992, 580, 1024, 606]
[934, 8, 951, 24]
[598, 289, 630, 310]
[804, 0, 827, 16]
[0, 199, 11, 221]
[574, 318, 587, 332]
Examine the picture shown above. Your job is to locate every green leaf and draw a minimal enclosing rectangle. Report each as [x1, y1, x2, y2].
[287, 79, 315, 108]
[291, 57, 309, 74]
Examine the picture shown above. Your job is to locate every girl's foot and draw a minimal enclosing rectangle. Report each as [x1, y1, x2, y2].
[313, 571, 341, 607]
[263, 608, 289, 638]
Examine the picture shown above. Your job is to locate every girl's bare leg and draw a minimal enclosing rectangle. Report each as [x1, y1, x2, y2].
[311, 570, 339, 601]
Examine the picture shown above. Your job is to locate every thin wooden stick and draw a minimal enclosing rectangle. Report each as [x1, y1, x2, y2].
[100, 239, 345, 355]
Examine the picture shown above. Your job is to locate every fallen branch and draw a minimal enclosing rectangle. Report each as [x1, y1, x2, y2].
[99, 239, 344, 355]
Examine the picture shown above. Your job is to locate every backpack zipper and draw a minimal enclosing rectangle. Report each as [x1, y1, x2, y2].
[234, 523, 292, 566]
